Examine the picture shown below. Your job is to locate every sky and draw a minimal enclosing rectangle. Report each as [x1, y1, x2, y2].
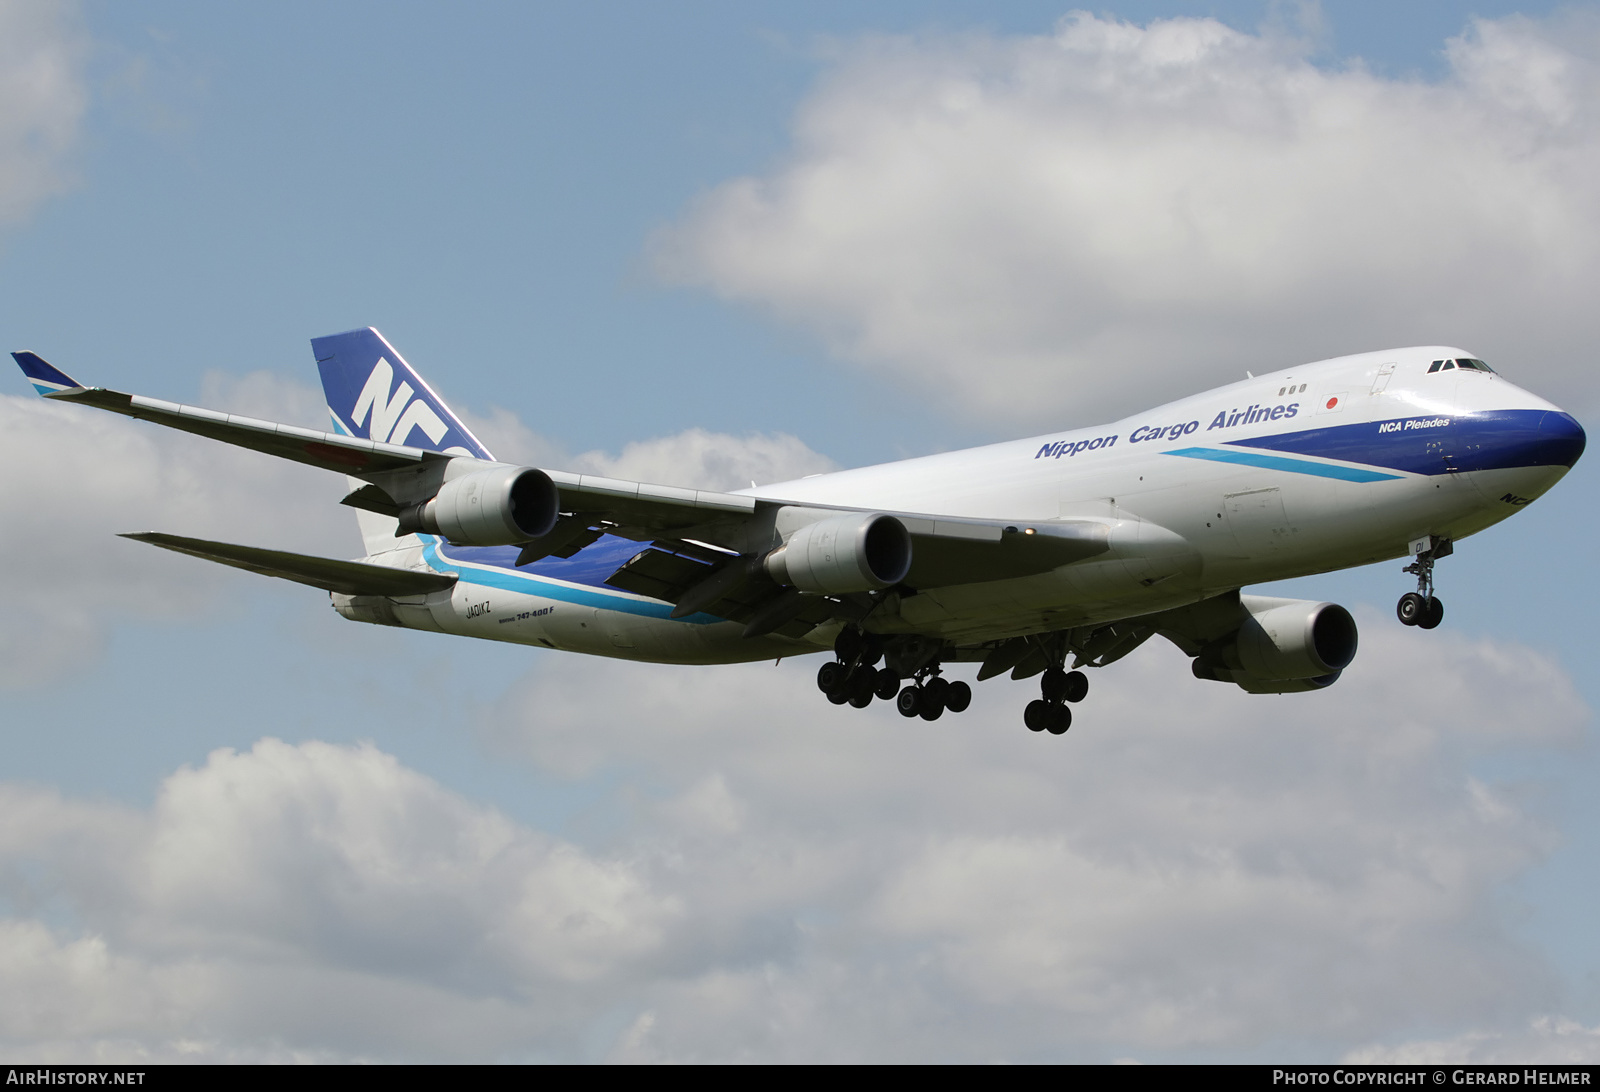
[1, 0, 1598, 1063]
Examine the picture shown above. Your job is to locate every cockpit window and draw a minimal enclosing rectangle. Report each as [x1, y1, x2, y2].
[1429, 358, 1495, 374]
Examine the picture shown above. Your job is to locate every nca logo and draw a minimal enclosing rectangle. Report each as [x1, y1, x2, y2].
[1500, 492, 1532, 507]
[350, 357, 453, 449]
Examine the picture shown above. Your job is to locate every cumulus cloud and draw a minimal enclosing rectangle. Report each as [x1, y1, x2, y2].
[0, 376, 349, 687]
[0, 0, 86, 225]
[0, 615, 1588, 1060]
[656, 10, 1600, 427]
[484, 615, 1582, 1061]
[1345, 1016, 1600, 1064]
[0, 739, 678, 1062]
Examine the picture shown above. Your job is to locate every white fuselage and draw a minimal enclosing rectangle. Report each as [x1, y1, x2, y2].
[368, 346, 1577, 662]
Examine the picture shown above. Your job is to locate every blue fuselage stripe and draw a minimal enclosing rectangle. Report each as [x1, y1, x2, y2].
[420, 536, 720, 623]
[1163, 447, 1402, 482]
[1225, 409, 1584, 475]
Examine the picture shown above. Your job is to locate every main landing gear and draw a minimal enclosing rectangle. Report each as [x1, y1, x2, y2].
[814, 628, 973, 720]
[1397, 535, 1451, 630]
[1023, 666, 1089, 735]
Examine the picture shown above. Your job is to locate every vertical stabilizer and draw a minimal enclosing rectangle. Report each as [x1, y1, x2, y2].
[312, 328, 494, 459]
[312, 328, 494, 557]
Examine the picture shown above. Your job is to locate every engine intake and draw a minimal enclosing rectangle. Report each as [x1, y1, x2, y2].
[765, 512, 912, 594]
[1192, 597, 1358, 692]
[397, 465, 559, 546]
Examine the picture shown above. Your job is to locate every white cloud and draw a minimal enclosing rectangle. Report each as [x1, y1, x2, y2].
[0, 0, 86, 225]
[657, 11, 1600, 427]
[1345, 1016, 1600, 1064]
[569, 428, 837, 491]
[0, 376, 351, 687]
[460, 406, 837, 492]
[0, 617, 1587, 1060]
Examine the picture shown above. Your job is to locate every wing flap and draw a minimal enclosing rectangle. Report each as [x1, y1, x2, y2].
[900, 519, 1109, 586]
[122, 533, 457, 597]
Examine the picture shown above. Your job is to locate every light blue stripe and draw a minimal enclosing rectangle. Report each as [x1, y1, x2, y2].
[1163, 447, 1402, 483]
[418, 537, 721, 624]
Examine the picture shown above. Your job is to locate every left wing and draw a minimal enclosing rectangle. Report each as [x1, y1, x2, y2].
[123, 533, 458, 597]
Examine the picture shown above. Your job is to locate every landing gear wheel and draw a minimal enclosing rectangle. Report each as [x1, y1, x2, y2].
[817, 661, 845, 694]
[924, 677, 950, 706]
[919, 692, 945, 721]
[896, 686, 922, 718]
[875, 668, 901, 701]
[1024, 699, 1051, 732]
[834, 627, 863, 662]
[827, 687, 850, 705]
[1046, 704, 1072, 735]
[1396, 592, 1425, 626]
[848, 668, 875, 708]
[1062, 670, 1088, 703]
[1418, 595, 1444, 630]
[945, 681, 972, 714]
[1040, 667, 1068, 703]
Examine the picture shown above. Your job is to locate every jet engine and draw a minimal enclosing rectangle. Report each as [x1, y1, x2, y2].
[764, 511, 912, 594]
[396, 464, 559, 546]
[1191, 597, 1358, 693]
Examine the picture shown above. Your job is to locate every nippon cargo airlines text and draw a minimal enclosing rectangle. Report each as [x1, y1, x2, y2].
[11, 333, 1583, 737]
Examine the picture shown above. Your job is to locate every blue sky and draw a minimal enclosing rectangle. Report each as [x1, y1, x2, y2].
[1, 0, 1597, 1063]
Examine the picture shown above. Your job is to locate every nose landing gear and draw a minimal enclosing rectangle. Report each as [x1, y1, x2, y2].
[1397, 535, 1451, 630]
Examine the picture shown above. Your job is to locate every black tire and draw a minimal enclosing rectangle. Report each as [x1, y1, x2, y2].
[849, 668, 876, 707]
[1024, 699, 1051, 732]
[945, 681, 972, 713]
[1419, 596, 1444, 630]
[875, 668, 901, 701]
[1046, 704, 1072, 735]
[817, 661, 845, 694]
[1396, 592, 1425, 626]
[834, 627, 864, 662]
[1040, 667, 1068, 703]
[859, 639, 884, 670]
[924, 677, 950, 706]
[919, 695, 945, 721]
[827, 688, 851, 705]
[896, 685, 922, 718]
[1062, 670, 1088, 704]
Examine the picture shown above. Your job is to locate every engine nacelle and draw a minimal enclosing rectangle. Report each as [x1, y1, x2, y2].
[764, 512, 912, 594]
[397, 465, 559, 546]
[1192, 597, 1358, 692]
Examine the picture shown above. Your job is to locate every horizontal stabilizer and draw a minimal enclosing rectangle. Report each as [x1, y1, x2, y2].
[121, 533, 457, 597]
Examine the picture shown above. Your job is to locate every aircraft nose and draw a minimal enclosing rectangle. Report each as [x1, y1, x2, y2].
[1539, 411, 1586, 469]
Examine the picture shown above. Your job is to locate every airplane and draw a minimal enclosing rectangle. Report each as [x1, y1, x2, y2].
[13, 329, 1585, 735]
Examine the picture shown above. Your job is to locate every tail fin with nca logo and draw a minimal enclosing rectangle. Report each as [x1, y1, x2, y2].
[313, 327, 496, 557]
[313, 327, 493, 460]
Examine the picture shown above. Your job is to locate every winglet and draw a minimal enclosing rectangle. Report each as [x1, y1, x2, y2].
[12, 351, 86, 397]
